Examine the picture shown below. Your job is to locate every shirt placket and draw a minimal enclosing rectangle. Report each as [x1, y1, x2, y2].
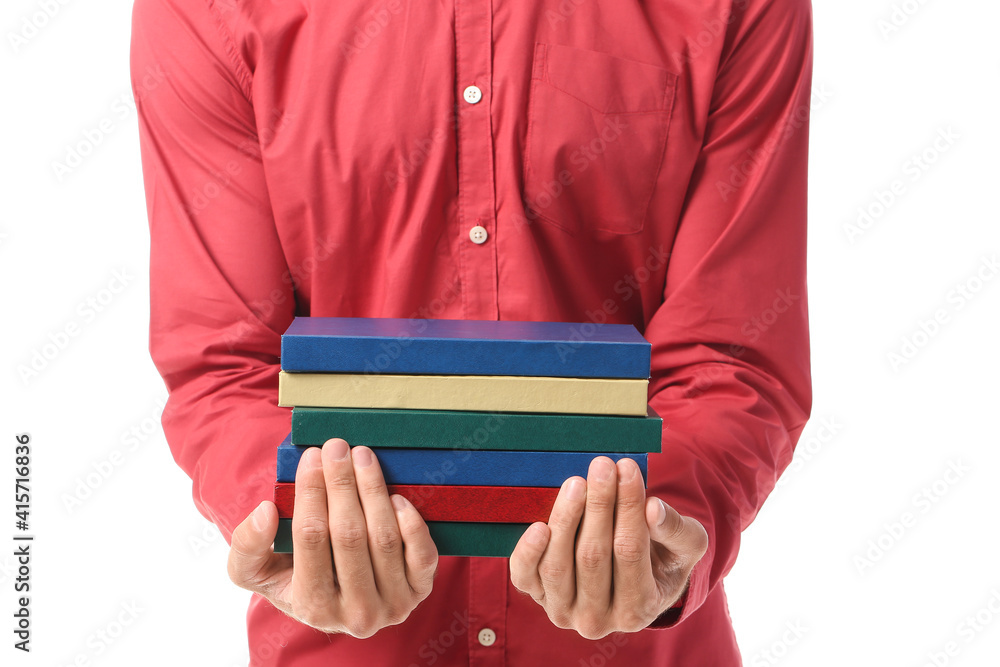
[454, 0, 506, 664]
[455, 0, 498, 322]
[467, 558, 508, 666]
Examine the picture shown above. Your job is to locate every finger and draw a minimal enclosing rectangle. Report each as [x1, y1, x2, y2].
[290, 447, 337, 612]
[609, 458, 656, 625]
[390, 494, 439, 599]
[351, 447, 406, 599]
[321, 438, 377, 607]
[647, 497, 708, 560]
[510, 522, 550, 602]
[536, 476, 586, 621]
[574, 457, 617, 619]
[228, 500, 292, 603]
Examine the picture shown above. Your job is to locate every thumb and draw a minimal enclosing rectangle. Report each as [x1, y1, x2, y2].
[645, 497, 709, 562]
[227, 500, 281, 590]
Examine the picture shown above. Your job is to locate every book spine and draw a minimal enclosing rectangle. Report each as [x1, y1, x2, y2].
[281, 336, 650, 378]
[274, 483, 560, 523]
[276, 445, 647, 486]
[278, 372, 649, 416]
[274, 518, 529, 558]
[291, 407, 662, 452]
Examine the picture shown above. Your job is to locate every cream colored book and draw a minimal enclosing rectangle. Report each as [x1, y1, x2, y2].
[278, 372, 648, 416]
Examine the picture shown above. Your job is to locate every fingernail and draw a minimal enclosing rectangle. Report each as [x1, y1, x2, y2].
[302, 447, 322, 468]
[526, 523, 547, 547]
[251, 502, 266, 532]
[565, 477, 585, 501]
[391, 495, 409, 512]
[324, 439, 350, 461]
[618, 460, 638, 484]
[353, 447, 373, 468]
[656, 499, 668, 526]
[592, 458, 614, 482]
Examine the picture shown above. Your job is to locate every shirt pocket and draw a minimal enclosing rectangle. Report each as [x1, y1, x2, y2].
[523, 43, 678, 235]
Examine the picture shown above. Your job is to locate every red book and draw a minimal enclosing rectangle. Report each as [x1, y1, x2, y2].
[274, 483, 559, 523]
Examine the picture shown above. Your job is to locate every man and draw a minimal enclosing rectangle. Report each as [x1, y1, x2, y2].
[130, 0, 813, 664]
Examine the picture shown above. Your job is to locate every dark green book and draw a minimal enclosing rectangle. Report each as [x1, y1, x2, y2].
[274, 519, 528, 558]
[291, 406, 662, 453]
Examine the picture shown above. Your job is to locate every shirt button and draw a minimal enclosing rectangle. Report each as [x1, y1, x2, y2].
[477, 628, 496, 647]
[469, 225, 488, 244]
[463, 85, 483, 104]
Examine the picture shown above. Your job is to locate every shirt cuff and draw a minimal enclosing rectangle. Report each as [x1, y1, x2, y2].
[644, 554, 709, 630]
[647, 587, 688, 629]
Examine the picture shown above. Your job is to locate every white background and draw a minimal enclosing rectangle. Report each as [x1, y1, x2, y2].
[1, 1, 998, 665]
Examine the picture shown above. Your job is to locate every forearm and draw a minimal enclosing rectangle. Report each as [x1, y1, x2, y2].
[160, 365, 287, 541]
[640, 0, 814, 626]
[132, 0, 295, 540]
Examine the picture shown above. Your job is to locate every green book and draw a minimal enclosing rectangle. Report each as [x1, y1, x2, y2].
[291, 406, 662, 453]
[274, 519, 528, 558]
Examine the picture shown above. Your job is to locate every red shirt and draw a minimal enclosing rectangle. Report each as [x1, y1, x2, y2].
[130, 0, 813, 664]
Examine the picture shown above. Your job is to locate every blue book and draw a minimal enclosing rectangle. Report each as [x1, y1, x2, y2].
[280, 316, 651, 378]
[275, 436, 647, 486]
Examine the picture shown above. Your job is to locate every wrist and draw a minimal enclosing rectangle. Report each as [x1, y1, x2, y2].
[645, 574, 691, 629]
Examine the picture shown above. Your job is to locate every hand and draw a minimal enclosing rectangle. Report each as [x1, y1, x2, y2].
[510, 456, 708, 639]
[227, 439, 439, 637]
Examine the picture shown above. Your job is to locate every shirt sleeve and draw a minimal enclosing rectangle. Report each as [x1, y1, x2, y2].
[131, 0, 294, 541]
[644, 0, 814, 627]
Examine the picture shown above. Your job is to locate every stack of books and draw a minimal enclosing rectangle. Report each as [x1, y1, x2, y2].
[271, 316, 661, 557]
